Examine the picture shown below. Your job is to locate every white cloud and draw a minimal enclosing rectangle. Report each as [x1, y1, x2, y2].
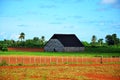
[101, 0, 117, 4]
[10, 34, 19, 40]
[0, 32, 7, 39]
[98, 0, 120, 10]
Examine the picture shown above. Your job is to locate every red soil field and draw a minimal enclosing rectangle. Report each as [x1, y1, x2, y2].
[0, 64, 120, 80]
[8, 47, 44, 52]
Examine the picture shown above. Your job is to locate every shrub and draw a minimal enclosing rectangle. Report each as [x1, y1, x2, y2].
[0, 60, 8, 66]
[1, 44, 8, 51]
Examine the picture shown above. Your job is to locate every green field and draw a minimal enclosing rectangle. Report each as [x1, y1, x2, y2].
[0, 47, 120, 57]
[0, 51, 120, 57]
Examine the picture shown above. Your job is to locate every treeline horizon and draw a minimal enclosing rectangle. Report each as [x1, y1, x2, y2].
[0, 32, 120, 51]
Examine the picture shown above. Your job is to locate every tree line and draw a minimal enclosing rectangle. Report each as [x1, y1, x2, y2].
[0, 32, 46, 51]
[0, 32, 120, 51]
[82, 33, 120, 47]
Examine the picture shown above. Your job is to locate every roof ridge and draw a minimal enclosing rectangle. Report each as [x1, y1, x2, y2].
[54, 34, 75, 35]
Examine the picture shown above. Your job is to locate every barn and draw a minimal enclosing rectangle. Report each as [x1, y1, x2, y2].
[44, 34, 85, 52]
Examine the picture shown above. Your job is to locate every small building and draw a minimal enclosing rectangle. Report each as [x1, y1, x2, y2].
[44, 34, 84, 52]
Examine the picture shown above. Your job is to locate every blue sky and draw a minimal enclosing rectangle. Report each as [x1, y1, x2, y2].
[0, 0, 120, 42]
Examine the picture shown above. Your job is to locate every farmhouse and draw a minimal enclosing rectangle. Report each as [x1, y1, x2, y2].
[44, 34, 84, 52]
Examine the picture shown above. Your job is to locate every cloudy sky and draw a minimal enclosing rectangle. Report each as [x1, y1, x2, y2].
[0, 0, 120, 42]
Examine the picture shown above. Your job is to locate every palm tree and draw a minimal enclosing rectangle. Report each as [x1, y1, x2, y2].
[92, 35, 97, 43]
[91, 35, 97, 46]
[40, 36, 45, 47]
[41, 36, 45, 41]
[19, 32, 25, 41]
[98, 38, 103, 46]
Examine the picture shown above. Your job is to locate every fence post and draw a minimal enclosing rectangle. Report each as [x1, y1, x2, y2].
[40, 56, 41, 64]
[75, 56, 76, 64]
[84, 57, 86, 64]
[56, 56, 58, 64]
[34, 56, 36, 64]
[100, 56, 103, 64]
[95, 57, 96, 64]
[50, 56, 51, 64]
[67, 56, 68, 64]
[29, 56, 31, 64]
[110, 56, 112, 64]
[9, 56, 10, 64]
[81, 56, 82, 64]
[71, 57, 73, 64]
[16, 56, 17, 64]
[22, 57, 24, 64]
[77, 56, 78, 64]
[45, 56, 46, 64]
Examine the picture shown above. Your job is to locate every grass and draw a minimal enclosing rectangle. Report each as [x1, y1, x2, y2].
[0, 51, 120, 57]
[0, 47, 120, 57]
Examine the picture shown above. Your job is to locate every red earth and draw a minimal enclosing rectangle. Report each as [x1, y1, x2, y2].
[0, 64, 120, 80]
[1, 56, 119, 80]
[8, 47, 44, 52]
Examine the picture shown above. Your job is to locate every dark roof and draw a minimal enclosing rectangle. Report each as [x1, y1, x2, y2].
[50, 34, 84, 47]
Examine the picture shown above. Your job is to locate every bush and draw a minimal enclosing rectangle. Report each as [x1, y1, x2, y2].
[0, 60, 8, 66]
[1, 44, 8, 51]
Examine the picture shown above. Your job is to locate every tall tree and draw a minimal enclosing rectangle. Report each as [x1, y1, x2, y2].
[98, 38, 103, 46]
[91, 35, 97, 46]
[112, 34, 119, 45]
[19, 32, 25, 41]
[92, 35, 97, 43]
[40, 36, 45, 47]
[33, 37, 39, 41]
[105, 35, 114, 45]
[105, 34, 120, 45]
[41, 36, 45, 41]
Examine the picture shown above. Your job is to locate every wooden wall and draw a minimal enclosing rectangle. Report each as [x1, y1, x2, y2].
[64, 47, 85, 52]
[44, 39, 64, 52]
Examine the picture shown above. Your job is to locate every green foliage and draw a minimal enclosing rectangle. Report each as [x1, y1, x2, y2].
[91, 35, 97, 47]
[82, 41, 90, 46]
[105, 33, 120, 45]
[0, 36, 46, 48]
[98, 38, 103, 46]
[0, 33, 119, 48]
[0, 43, 2, 50]
[0, 60, 8, 66]
[85, 46, 120, 53]
[19, 32, 25, 41]
[1, 44, 8, 51]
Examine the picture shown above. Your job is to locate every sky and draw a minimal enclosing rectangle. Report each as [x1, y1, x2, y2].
[0, 0, 120, 42]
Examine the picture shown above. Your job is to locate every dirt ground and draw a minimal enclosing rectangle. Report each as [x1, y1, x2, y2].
[0, 56, 120, 80]
[0, 64, 120, 80]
